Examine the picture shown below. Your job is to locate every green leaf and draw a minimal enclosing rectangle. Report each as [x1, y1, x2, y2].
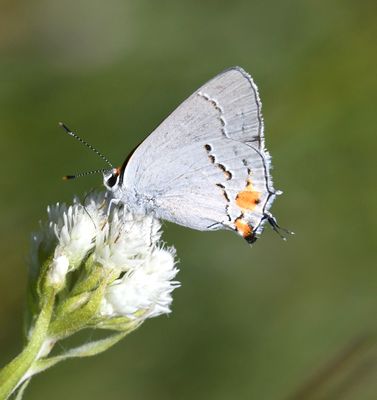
[92, 317, 140, 332]
[13, 379, 30, 400]
[48, 274, 109, 339]
[70, 259, 104, 296]
[30, 330, 134, 377]
[54, 292, 91, 316]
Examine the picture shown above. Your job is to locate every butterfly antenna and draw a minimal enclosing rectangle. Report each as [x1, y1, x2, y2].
[59, 122, 113, 168]
[63, 168, 107, 180]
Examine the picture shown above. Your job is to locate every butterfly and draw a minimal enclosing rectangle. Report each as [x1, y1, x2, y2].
[63, 67, 288, 244]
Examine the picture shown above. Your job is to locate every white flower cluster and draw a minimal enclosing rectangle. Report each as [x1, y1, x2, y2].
[30, 192, 180, 321]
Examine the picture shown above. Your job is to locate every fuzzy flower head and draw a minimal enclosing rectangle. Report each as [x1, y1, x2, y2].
[29, 192, 179, 327]
[101, 247, 180, 319]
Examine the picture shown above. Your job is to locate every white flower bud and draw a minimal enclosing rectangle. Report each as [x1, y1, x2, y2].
[47, 255, 69, 287]
[100, 247, 180, 320]
[30, 191, 180, 325]
[94, 209, 162, 272]
[53, 204, 97, 267]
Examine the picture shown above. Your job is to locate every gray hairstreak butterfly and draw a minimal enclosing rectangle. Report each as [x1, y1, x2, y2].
[62, 66, 289, 244]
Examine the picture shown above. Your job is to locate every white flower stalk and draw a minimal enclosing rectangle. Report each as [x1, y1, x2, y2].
[0, 192, 180, 400]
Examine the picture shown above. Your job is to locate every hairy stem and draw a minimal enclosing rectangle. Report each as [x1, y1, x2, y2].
[0, 289, 55, 399]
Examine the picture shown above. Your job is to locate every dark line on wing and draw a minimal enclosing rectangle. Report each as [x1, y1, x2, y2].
[198, 92, 229, 138]
[225, 205, 232, 221]
[204, 143, 233, 221]
[204, 144, 233, 181]
[216, 183, 230, 202]
[217, 163, 232, 180]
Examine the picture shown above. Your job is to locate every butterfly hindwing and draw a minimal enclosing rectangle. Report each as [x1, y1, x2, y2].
[120, 67, 276, 242]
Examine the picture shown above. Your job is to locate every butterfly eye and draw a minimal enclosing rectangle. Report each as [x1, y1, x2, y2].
[106, 173, 119, 188]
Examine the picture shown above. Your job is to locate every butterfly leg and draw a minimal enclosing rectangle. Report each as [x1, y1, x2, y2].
[264, 211, 294, 241]
[107, 197, 121, 216]
[206, 222, 227, 231]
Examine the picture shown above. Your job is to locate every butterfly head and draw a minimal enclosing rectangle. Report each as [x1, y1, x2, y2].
[103, 167, 121, 191]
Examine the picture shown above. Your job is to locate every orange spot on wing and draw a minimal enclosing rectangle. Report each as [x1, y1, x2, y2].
[235, 217, 256, 244]
[235, 218, 252, 238]
[236, 191, 260, 210]
[235, 179, 261, 211]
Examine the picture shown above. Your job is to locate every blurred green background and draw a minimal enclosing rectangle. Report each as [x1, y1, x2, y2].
[1, 0, 376, 399]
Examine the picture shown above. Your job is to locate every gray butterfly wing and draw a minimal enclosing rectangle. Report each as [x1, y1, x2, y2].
[120, 66, 277, 241]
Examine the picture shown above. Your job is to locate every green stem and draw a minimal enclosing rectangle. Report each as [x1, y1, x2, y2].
[0, 289, 55, 400]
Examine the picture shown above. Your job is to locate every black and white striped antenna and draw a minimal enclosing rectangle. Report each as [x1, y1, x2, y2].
[59, 122, 114, 180]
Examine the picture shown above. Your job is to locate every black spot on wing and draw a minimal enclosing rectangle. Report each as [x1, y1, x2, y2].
[217, 163, 232, 180]
[216, 183, 230, 202]
[204, 144, 232, 180]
